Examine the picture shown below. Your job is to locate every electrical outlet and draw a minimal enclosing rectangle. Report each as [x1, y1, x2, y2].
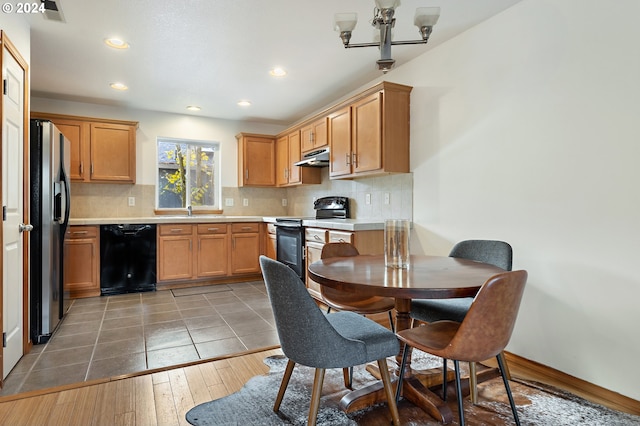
[225, 198, 234, 206]
[282, 198, 288, 207]
[128, 197, 135, 207]
[243, 198, 249, 206]
[365, 193, 371, 205]
[384, 193, 390, 205]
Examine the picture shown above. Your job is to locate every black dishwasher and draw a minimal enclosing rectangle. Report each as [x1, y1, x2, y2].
[100, 224, 157, 296]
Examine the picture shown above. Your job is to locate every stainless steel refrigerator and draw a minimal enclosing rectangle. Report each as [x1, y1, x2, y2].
[29, 119, 71, 344]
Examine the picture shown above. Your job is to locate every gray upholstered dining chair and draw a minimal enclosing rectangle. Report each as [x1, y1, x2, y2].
[410, 239, 513, 404]
[259, 256, 400, 426]
[397, 270, 528, 426]
[320, 242, 396, 389]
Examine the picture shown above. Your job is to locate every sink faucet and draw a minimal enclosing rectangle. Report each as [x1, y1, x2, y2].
[187, 205, 192, 216]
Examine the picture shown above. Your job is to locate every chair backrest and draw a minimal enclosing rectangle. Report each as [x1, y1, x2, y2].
[449, 240, 513, 271]
[259, 256, 368, 368]
[445, 270, 527, 362]
[319, 243, 370, 305]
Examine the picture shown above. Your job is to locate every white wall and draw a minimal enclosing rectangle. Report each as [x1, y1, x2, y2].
[30, 98, 284, 187]
[1, 16, 30, 63]
[382, 0, 640, 400]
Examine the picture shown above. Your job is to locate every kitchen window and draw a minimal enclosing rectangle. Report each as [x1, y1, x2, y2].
[156, 137, 221, 212]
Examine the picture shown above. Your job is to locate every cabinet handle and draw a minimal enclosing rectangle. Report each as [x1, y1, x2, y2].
[232, 237, 236, 249]
[352, 152, 357, 167]
[80, 163, 83, 174]
[71, 230, 88, 235]
[245, 169, 249, 180]
[207, 227, 219, 232]
[90, 163, 94, 175]
[170, 228, 183, 233]
[241, 226, 252, 231]
[310, 131, 315, 144]
[190, 240, 192, 251]
[313, 234, 321, 241]
[338, 238, 346, 242]
[345, 153, 351, 166]
[284, 168, 288, 180]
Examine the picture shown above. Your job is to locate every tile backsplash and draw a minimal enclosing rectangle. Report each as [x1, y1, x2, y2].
[70, 169, 412, 221]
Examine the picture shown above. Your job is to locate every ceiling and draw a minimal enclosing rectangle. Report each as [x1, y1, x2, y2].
[26, 0, 522, 126]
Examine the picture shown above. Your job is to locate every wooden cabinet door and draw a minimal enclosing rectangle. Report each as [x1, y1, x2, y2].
[238, 134, 276, 187]
[301, 118, 328, 154]
[275, 136, 289, 186]
[197, 234, 229, 277]
[305, 241, 324, 300]
[287, 130, 301, 184]
[90, 122, 136, 183]
[352, 91, 382, 174]
[158, 225, 194, 281]
[158, 236, 193, 281]
[64, 226, 100, 298]
[54, 119, 88, 181]
[328, 106, 352, 178]
[230, 226, 260, 275]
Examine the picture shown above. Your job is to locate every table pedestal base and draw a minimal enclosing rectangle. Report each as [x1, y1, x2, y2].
[340, 363, 500, 424]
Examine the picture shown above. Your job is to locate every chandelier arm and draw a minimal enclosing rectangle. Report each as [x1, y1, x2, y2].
[343, 42, 382, 48]
[389, 39, 429, 46]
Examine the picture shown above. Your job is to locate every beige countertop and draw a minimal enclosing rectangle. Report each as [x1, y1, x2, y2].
[69, 216, 385, 231]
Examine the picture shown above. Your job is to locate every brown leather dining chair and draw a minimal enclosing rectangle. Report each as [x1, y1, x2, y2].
[396, 270, 528, 426]
[320, 242, 396, 388]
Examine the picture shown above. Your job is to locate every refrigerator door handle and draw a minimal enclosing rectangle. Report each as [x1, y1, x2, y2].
[19, 223, 33, 233]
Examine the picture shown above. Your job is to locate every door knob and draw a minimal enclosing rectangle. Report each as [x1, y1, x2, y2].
[19, 223, 33, 233]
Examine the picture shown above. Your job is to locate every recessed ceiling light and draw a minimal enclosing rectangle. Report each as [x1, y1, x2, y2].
[110, 82, 128, 91]
[269, 67, 287, 77]
[104, 38, 129, 49]
[186, 105, 201, 111]
[237, 100, 251, 107]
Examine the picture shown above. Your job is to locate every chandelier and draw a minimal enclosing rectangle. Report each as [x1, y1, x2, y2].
[334, 0, 440, 72]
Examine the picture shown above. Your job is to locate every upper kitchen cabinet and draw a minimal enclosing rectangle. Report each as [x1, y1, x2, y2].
[31, 112, 137, 183]
[300, 117, 328, 154]
[236, 133, 276, 187]
[329, 81, 412, 179]
[276, 129, 321, 187]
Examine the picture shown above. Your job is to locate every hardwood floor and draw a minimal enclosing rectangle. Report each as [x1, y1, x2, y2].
[0, 348, 282, 426]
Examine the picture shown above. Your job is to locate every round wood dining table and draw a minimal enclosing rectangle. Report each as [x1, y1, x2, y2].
[307, 254, 505, 423]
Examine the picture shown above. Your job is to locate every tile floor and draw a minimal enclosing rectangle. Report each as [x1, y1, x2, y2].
[0, 280, 279, 396]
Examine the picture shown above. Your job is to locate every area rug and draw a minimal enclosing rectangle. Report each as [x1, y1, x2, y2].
[186, 353, 640, 425]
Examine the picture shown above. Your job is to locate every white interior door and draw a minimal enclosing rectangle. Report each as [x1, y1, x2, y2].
[2, 42, 26, 378]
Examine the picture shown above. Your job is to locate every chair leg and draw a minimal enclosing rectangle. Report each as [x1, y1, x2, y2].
[469, 361, 478, 404]
[378, 358, 401, 426]
[342, 367, 353, 389]
[453, 360, 465, 426]
[497, 355, 521, 426]
[387, 311, 395, 333]
[326, 306, 331, 313]
[498, 351, 512, 380]
[274, 359, 295, 412]
[395, 343, 411, 404]
[442, 358, 448, 401]
[308, 368, 326, 426]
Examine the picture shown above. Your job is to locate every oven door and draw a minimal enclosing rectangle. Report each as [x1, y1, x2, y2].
[276, 225, 305, 281]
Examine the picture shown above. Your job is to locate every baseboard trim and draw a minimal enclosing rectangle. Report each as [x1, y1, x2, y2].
[504, 351, 640, 416]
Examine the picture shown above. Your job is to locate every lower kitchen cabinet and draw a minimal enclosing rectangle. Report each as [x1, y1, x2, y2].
[157, 224, 194, 281]
[157, 222, 262, 283]
[64, 226, 100, 298]
[197, 224, 229, 278]
[265, 223, 277, 260]
[230, 223, 261, 275]
[304, 228, 384, 300]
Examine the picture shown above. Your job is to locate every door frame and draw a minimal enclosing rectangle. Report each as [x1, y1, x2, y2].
[0, 30, 31, 384]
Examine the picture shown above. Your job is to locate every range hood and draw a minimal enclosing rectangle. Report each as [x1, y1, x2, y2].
[294, 147, 329, 167]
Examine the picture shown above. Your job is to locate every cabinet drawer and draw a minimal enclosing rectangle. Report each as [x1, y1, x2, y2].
[305, 228, 327, 243]
[66, 226, 98, 239]
[159, 224, 193, 236]
[231, 223, 260, 233]
[328, 231, 354, 244]
[197, 224, 228, 235]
